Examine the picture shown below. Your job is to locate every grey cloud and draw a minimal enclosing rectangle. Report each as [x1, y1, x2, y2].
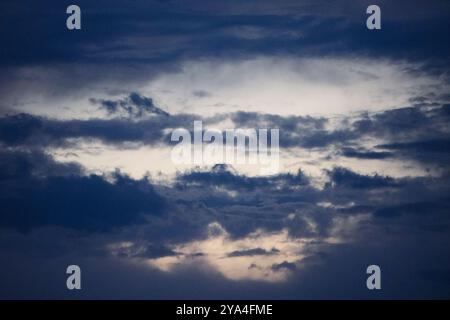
[227, 247, 280, 257]
[340, 147, 393, 160]
[271, 261, 297, 272]
[1, 145, 450, 298]
[1, 104, 449, 172]
[90, 92, 170, 118]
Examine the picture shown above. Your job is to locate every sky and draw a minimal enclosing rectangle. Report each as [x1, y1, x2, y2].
[0, 0, 450, 299]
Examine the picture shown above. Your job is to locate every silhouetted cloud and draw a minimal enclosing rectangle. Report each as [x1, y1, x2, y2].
[227, 248, 279, 257]
[327, 167, 399, 189]
[90, 92, 169, 118]
[0, 150, 166, 232]
[340, 147, 393, 159]
[271, 261, 297, 272]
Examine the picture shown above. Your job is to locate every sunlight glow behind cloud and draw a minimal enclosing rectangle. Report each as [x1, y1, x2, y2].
[145, 57, 445, 117]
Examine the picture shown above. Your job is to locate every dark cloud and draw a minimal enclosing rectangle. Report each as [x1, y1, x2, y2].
[111, 241, 178, 259]
[230, 105, 450, 161]
[227, 247, 279, 257]
[327, 167, 399, 189]
[0, 149, 83, 179]
[376, 139, 450, 165]
[1, 0, 449, 67]
[0, 174, 166, 232]
[1, 104, 449, 172]
[340, 147, 393, 159]
[0, 150, 166, 232]
[90, 92, 170, 118]
[375, 201, 450, 218]
[0, 145, 450, 298]
[271, 261, 297, 272]
[0, 112, 196, 147]
[177, 164, 308, 191]
[353, 105, 450, 140]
